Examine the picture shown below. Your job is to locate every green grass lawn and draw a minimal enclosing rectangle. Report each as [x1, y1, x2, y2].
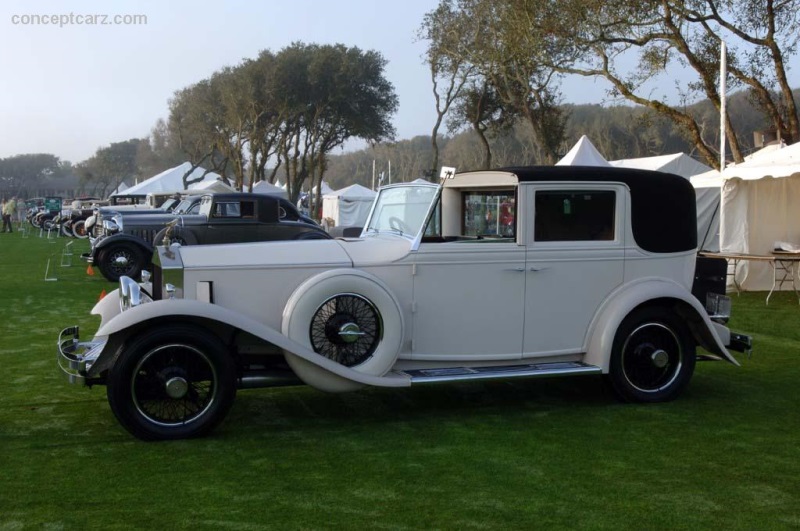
[1, 229, 799, 529]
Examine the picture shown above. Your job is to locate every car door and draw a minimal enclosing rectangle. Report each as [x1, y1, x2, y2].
[205, 200, 260, 244]
[411, 189, 525, 361]
[522, 183, 626, 358]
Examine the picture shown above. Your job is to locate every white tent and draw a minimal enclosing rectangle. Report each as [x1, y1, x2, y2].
[610, 153, 716, 251]
[322, 183, 376, 228]
[719, 142, 800, 291]
[111, 181, 129, 195]
[186, 179, 237, 194]
[610, 153, 712, 179]
[252, 180, 289, 200]
[692, 141, 800, 291]
[689, 170, 723, 252]
[120, 162, 221, 195]
[556, 136, 611, 166]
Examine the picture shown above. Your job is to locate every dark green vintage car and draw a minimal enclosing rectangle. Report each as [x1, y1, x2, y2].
[83, 193, 330, 282]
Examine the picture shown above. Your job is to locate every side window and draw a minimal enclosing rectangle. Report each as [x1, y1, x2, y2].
[535, 190, 615, 242]
[213, 202, 242, 218]
[463, 191, 515, 238]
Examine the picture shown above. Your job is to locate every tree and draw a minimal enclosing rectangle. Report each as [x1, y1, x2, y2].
[0, 154, 64, 196]
[75, 139, 146, 197]
[168, 80, 232, 188]
[271, 43, 398, 204]
[136, 119, 185, 178]
[421, 0, 570, 165]
[418, 0, 476, 175]
[166, 43, 397, 205]
[448, 79, 514, 169]
[525, 0, 800, 168]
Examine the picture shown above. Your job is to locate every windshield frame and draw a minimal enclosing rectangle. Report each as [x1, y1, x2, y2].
[361, 182, 441, 251]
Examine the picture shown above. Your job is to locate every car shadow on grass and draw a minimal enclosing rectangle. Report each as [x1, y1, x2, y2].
[224, 375, 618, 436]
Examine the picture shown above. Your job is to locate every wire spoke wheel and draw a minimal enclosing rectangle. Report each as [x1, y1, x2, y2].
[620, 322, 683, 393]
[309, 294, 382, 367]
[131, 344, 217, 427]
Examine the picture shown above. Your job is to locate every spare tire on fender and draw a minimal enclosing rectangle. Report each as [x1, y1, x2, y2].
[282, 270, 404, 392]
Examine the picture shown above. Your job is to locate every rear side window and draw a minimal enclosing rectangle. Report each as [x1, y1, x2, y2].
[535, 190, 615, 242]
[213, 202, 242, 218]
[463, 191, 516, 238]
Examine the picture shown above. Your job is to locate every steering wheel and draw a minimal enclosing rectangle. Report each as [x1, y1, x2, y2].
[388, 216, 412, 234]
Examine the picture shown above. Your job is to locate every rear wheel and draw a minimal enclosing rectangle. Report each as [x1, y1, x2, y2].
[61, 220, 73, 237]
[607, 307, 696, 403]
[106, 326, 237, 441]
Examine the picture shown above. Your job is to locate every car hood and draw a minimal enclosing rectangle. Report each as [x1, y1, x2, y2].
[178, 239, 354, 270]
[174, 235, 413, 270]
[338, 235, 413, 266]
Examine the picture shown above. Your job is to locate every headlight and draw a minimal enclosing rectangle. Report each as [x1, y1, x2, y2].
[119, 276, 151, 312]
[102, 219, 120, 233]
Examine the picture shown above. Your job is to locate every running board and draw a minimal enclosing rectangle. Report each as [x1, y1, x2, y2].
[400, 361, 601, 384]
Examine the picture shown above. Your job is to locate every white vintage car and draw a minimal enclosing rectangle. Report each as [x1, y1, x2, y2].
[59, 166, 751, 440]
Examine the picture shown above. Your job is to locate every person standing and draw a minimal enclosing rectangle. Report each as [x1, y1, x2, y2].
[2, 196, 16, 232]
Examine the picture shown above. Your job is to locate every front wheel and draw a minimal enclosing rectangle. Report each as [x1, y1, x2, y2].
[97, 243, 143, 282]
[106, 325, 237, 441]
[72, 220, 89, 239]
[606, 307, 696, 403]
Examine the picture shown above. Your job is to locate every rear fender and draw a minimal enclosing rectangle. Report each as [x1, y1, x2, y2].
[584, 277, 739, 372]
[90, 299, 410, 388]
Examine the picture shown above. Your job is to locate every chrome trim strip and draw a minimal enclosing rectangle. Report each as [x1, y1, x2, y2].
[403, 361, 601, 384]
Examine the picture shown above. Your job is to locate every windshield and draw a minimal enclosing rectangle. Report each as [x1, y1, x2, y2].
[364, 184, 439, 238]
[173, 198, 199, 214]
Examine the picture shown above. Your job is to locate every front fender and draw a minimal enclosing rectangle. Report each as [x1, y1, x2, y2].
[94, 233, 153, 254]
[91, 299, 410, 388]
[583, 277, 739, 372]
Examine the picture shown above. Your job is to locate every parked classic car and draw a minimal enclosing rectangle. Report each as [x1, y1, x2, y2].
[84, 193, 329, 282]
[59, 166, 751, 440]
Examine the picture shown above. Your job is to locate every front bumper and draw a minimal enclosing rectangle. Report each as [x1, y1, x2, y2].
[728, 332, 753, 357]
[81, 252, 94, 264]
[57, 326, 107, 385]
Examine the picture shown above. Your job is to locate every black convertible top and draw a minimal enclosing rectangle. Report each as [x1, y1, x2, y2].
[498, 166, 698, 254]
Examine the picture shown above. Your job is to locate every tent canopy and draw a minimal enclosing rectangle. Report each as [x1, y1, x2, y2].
[252, 180, 289, 200]
[556, 136, 611, 166]
[611, 153, 712, 179]
[186, 179, 237, 194]
[322, 183, 376, 227]
[691, 142, 800, 291]
[120, 162, 221, 195]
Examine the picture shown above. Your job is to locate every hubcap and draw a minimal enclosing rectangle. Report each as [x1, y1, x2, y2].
[621, 322, 683, 393]
[338, 322, 364, 343]
[131, 344, 217, 427]
[651, 349, 669, 368]
[114, 255, 130, 266]
[165, 376, 189, 399]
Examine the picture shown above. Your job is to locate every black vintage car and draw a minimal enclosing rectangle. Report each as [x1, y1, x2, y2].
[84, 193, 330, 282]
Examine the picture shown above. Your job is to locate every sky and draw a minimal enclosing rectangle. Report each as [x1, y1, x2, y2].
[1, 0, 795, 165]
[0, 0, 606, 164]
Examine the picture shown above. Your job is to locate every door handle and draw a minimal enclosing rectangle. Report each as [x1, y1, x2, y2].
[505, 267, 526, 272]
[529, 266, 550, 272]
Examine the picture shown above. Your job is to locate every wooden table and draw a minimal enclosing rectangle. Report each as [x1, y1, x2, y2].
[699, 251, 800, 304]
